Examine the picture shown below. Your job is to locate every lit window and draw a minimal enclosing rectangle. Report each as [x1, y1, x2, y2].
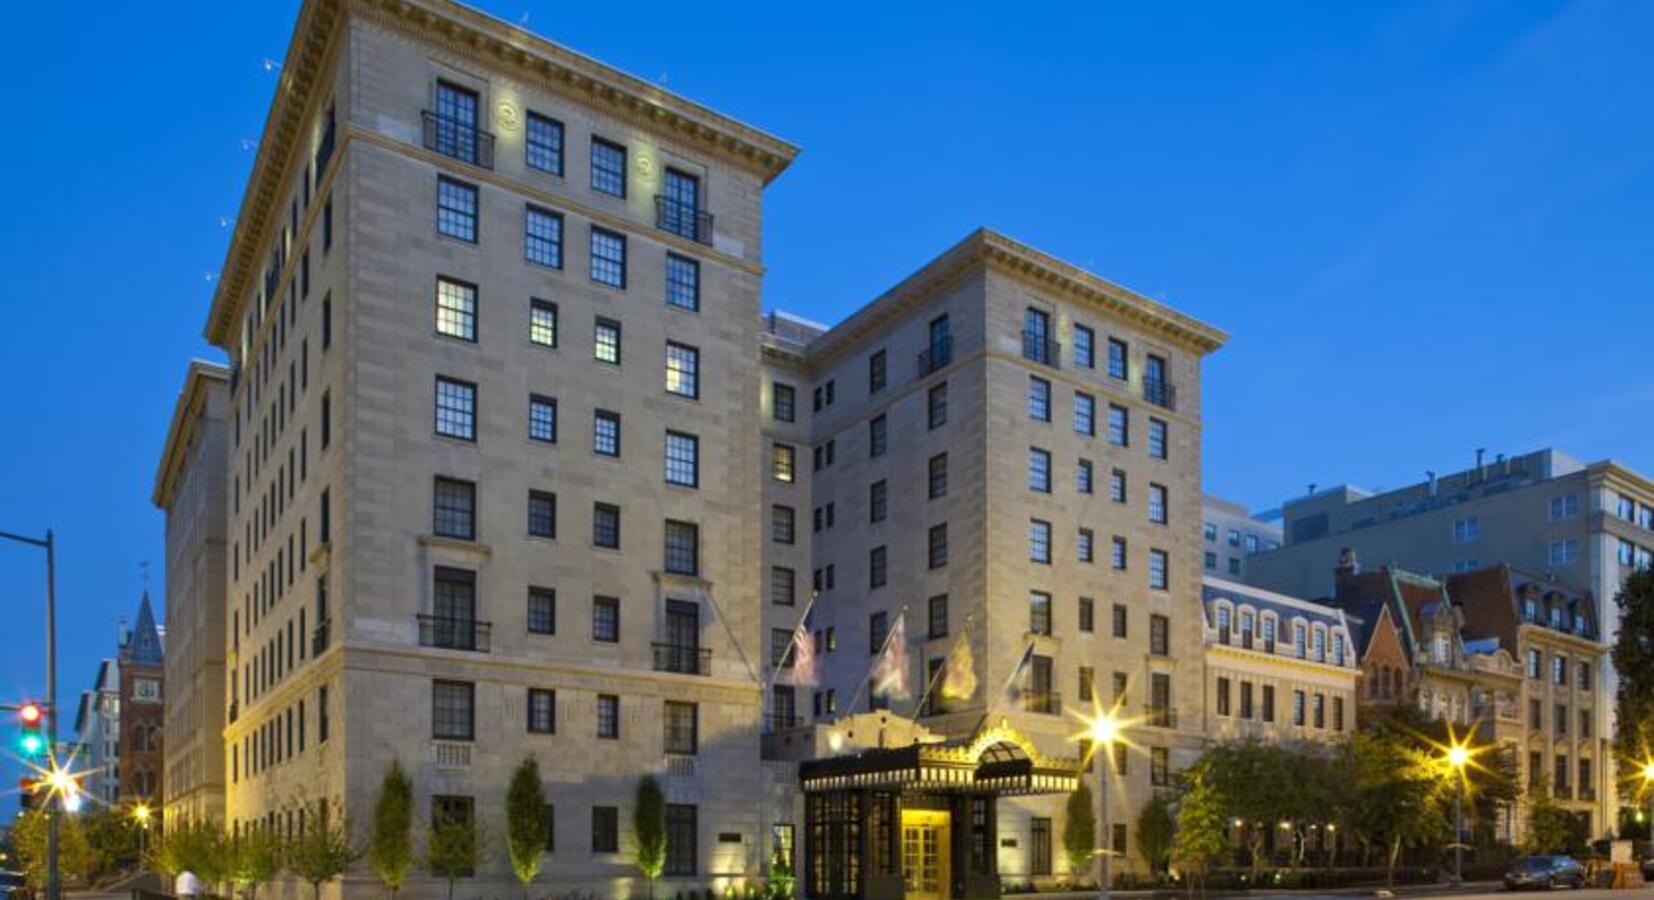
[665, 342, 699, 398]
[594, 319, 621, 364]
[529, 299, 557, 347]
[435, 277, 476, 341]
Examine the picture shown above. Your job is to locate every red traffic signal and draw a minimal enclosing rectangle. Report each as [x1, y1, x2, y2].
[18, 703, 43, 725]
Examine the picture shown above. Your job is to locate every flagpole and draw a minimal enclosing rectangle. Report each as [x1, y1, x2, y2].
[909, 611, 976, 720]
[765, 590, 820, 693]
[843, 604, 909, 716]
[760, 590, 817, 886]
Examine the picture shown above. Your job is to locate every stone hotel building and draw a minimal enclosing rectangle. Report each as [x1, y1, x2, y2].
[160, 1, 1257, 897]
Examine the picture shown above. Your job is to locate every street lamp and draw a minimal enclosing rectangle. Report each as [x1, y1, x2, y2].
[0, 527, 58, 900]
[133, 803, 152, 860]
[1641, 762, 1654, 842]
[1073, 703, 1126, 900]
[1442, 738, 1474, 887]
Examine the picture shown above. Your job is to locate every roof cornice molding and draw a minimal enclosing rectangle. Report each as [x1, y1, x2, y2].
[806, 228, 1228, 367]
[152, 361, 232, 509]
[206, 0, 797, 348]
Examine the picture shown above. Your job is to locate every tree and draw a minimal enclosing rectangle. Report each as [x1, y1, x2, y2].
[424, 807, 483, 900]
[1525, 776, 1585, 855]
[79, 808, 141, 879]
[633, 776, 667, 900]
[147, 817, 231, 891]
[1613, 570, 1654, 801]
[1342, 727, 1447, 885]
[1061, 782, 1096, 882]
[11, 809, 97, 888]
[1136, 793, 1176, 876]
[1173, 769, 1227, 898]
[1188, 740, 1303, 874]
[506, 758, 549, 897]
[231, 827, 285, 900]
[369, 761, 416, 900]
[289, 801, 360, 900]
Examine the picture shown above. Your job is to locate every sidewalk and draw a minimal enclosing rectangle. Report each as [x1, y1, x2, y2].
[1021, 880, 1502, 900]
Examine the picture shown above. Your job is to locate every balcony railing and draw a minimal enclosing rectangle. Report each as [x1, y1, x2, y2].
[918, 338, 953, 377]
[653, 642, 712, 676]
[1143, 378, 1178, 411]
[1553, 784, 1573, 800]
[655, 196, 714, 244]
[422, 111, 495, 169]
[1144, 705, 1178, 729]
[312, 619, 331, 656]
[1021, 331, 1060, 368]
[1024, 691, 1062, 716]
[417, 615, 491, 652]
[764, 713, 802, 733]
[1578, 786, 1596, 801]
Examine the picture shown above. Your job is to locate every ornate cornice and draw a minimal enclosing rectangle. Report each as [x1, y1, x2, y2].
[805, 227, 1228, 368]
[152, 360, 231, 509]
[206, 0, 797, 348]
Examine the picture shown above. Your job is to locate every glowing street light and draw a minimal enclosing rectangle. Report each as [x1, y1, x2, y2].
[1439, 732, 1479, 887]
[1071, 701, 1133, 900]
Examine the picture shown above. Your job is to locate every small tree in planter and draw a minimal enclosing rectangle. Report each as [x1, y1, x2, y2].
[1136, 793, 1176, 878]
[633, 776, 667, 900]
[425, 807, 484, 900]
[1062, 782, 1097, 884]
[767, 843, 795, 900]
[505, 758, 549, 899]
[368, 761, 415, 900]
[288, 801, 360, 900]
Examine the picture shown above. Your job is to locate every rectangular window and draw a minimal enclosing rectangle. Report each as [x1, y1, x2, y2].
[772, 444, 795, 483]
[928, 593, 949, 639]
[589, 226, 627, 288]
[1027, 376, 1051, 421]
[435, 277, 477, 341]
[1028, 447, 1052, 493]
[664, 805, 698, 877]
[869, 414, 887, 457]
[527, 688, 556, 734]
[928, 382, 948, 429]
[435, 377, 476, 440]
[770, 567, 795, 607]
[524, 206, 563, 268]
[592, 807, 619, 853]
[1073, 324, 1095, 368]
[1149, 483, 1168, 524]
[868, 349, 887, 392]
[436, 176, 478, 242]
[529, 298, 558, 347]
[593, 409, 621, 457]
[1292, 690, 1306, 726]
[592, 596, 620, 642]
[1113, 603, 1129, 639]
[665, 431, 699, 487]
[1217, 677, 1231, 716]
[772, 505, 796, 544]
[928, 453, 948, 499]
[1030, 818, 1052, 876]
[1107, 338, 1128, 379]
[595, 318, 621, 365]
[1029, 519, 1052, 564]
[1077, 459, 1094, 494]
[590, 137, 627, 197]
[1150, 614, 1169, 656]
[665, 253, 700, 311]
[1148, 418, 1168, 459]
[1078, 528, 1095, 563]
[432, 477, 476, 540]
[593, 502, 621, 549]
[1029, 591, 1053, 636]
[773, 384, 795, 422]
[528, 490, 556, 538]
[869, 546, 887, 588]
[525, 111, 564, 175]
[1108, 404, 1129, 446]
[431, 680, 474, 741]
[869, 612, 889, 654]
[664, 701, 698, 755]
[666, 342, 700, 398]
[529, 394, 558, 443]
[1111, 536, 1128, 570]
[1149, 549, 1168, 590]
[528, 588, 555, 635]
[1150, 747, 1169, 786]
[870, 480, 888, 523]
[928, 524, 948, 569]
[664, 520, 699, 575]
[593, 694, 619, 740]
[1074, 392, 1096, 436]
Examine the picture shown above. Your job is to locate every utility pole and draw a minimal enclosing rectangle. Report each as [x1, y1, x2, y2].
[2, 528, 59, 900]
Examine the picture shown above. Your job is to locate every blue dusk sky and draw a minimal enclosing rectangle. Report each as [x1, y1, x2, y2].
[1, 1, 1651, 805]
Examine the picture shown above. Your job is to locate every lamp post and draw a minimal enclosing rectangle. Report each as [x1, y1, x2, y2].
[1087, 710, 1122, 900]
[1642, 763, 1654, 844]
[1, 528, 58, 900]
[1446, 743, 1471, 887]
[133, 803, 152, 861]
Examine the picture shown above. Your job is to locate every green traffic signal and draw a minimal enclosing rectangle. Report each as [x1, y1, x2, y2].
[19, 732, 43, 756]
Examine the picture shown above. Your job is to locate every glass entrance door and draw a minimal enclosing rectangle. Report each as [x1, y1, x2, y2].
[901, 809, 950, 900]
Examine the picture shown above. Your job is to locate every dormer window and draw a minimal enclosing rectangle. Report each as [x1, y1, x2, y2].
[1522, 597, 1537, 622]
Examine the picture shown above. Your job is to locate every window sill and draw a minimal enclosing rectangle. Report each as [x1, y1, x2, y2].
[418, 534, 492, 558]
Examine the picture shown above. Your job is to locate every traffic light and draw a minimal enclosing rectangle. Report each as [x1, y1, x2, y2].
[16, 702, 45, 757]
[18, 778, 40, 811]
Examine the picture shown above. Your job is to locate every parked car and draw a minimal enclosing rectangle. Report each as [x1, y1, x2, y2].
[1504, 855, 1586, 890]
[1641, 853, 1654, 882]
[0, 869, 26, 899]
